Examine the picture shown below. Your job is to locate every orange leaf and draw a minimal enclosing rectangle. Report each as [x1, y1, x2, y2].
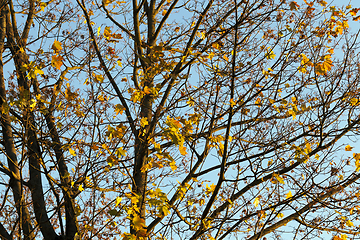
[350, 8, 359, 16]
[345, 145, 353, 151]
[353, 153, 360, 161]
[51, 55, 63, 70]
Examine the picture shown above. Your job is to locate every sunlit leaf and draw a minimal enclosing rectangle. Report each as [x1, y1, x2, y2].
[51, 55, 63, 70]
[69, 148, 76, 156]
[345, 145, 353, 151]
[52, 40, 62, 52]
[285, 191, 292, 199]
[254, 197, 260, 207]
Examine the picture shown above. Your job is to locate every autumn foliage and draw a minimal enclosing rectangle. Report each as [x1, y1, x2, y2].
[1, 0, 360, 239]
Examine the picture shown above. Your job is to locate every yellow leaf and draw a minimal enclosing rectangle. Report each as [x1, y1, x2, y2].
[179, 145, 187, 155]
[115, 147, 127, 158]
[288, 109, 296, 120]
[345, 145, 353, 151]
[29, 99, 37, 110]
[78, 184, 84, 192]
[69, 148, 76, 156]
[341, 234, 348, 240]
[94, 75, 104, 83]
[169, 161, 177, 171]
[274, 173, 285, 184]
[34, 68, 44, 76]
[254, 197, 260, 207]
[115, 197, 122, 207]
[346, 220, 354, 227]
[140, 117, 148, 127]
[117, 60, 122, 67]
[277, 212, 284, 218]
[132, 215, 145, 231]
[40, 2, 47, 11]
[350, 98, 358, 106]
[97, 26, 101, 36]
[286, 191, 292, 199]
[205, 183, 216, 195]
[223, 55, 229, 61]
[265, 47, 276, 59]
[143, 86, 151, 95]
[208, 52, 214, 60]
[52, 40, 62, 52]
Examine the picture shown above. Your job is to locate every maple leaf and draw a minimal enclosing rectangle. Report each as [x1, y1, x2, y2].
[51, 55, 63, 70]
[265, 47, 276, 59]
[52, 40, 62, 52]
[115, 147, 127, 158]
[140, 117, 148, 127]
[345, 145, 353, 151]
[346, 219, 354, 227]
[114, 104, 124, 115]
[289, 1, 300, 11]
[274, 173, 285, 184]
[94, 74, 104, 83]
[108, 209, 121, 216]
[39, 2, 47, 11]
[104, 26, 112, 40]
[115, 197, 122, 207]
[132, 215, 146, 231]
[286, 191, 292, 199]
[69, 148, 76, 156]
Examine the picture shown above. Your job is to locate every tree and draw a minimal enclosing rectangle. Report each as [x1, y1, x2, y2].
[0, 0, 360, 239]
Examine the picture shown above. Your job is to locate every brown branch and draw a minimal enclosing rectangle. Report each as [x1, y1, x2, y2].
[0, 221, 11, 240]
[20, 0, 35, 45]
[77, 0, 137, 136]
[248, 173, 360, 240]
[0, 3, 35, 238]
[153, 0, 180, 41]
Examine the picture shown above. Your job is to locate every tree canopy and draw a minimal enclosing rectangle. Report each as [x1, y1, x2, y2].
[0, 0, 360, 239]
